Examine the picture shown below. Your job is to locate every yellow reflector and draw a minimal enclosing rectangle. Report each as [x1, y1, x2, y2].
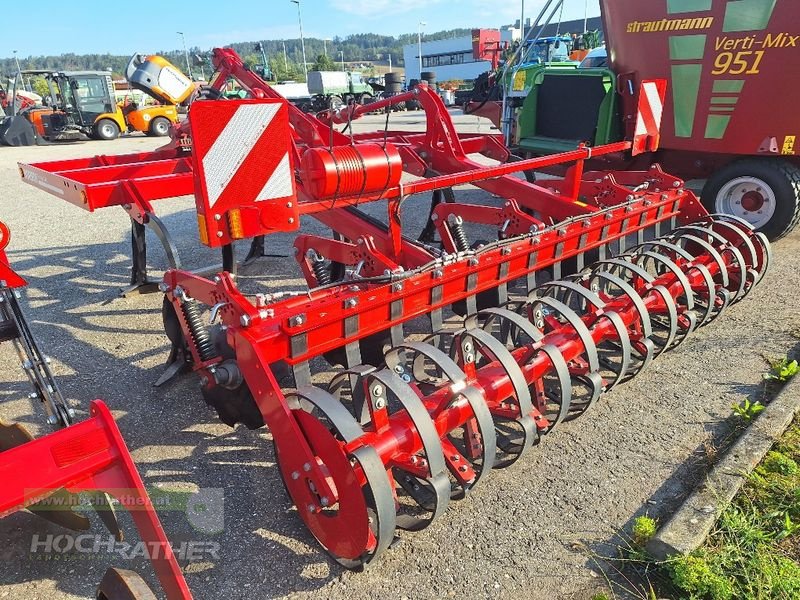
[227, 209, 244, 239]
[197, 214, 209, 245]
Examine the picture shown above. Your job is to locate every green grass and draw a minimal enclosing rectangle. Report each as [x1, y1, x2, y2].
[665, 416, 800, 599]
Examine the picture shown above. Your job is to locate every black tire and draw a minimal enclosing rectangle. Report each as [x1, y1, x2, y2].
[96, 568, 157, 600]
[359, 93, 373, 105]
[148, 116, 171, 137]
[329, 95, 344, 110]
[93, 119, 120, 141]
[701, 158, 800, 241]
[383, 72, 401, 84]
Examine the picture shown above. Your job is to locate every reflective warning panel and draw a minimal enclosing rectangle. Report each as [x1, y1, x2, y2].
[190, 99, 298, 247]
[632, 79, 667, 156]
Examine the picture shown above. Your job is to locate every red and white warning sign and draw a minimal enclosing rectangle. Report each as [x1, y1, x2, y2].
[632, 79, 666, 155]
[190, 99, 298, 246]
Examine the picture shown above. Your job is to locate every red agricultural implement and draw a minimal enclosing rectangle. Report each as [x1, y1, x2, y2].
[19, 48, 770, 568]
[0, 220, 191, 599]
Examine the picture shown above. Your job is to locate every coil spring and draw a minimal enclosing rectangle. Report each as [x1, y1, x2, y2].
[182, 299, 217, 362]
[448, 215, 470, 252]
[310, 252, 333, 286]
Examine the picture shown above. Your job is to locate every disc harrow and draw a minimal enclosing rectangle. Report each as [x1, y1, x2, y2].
[16, 47, 771, 570]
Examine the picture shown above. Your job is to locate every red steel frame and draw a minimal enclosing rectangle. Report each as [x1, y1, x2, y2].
[14, 47, 771, 566]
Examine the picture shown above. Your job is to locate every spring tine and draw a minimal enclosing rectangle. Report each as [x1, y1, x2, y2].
[460, 327, 537, 464]
[530, 280, 632, 389]
[535, 343, 573, 428]
[369, 369, 450, 531]
[694, 221, 757, 299]
[681, 225, 748, 302]
[752, 232, 772, 283]
[525, 296, 603, 413]
[669, 231, 730, 288]
[328, 365, 375, 425]
[292, 362, 313, 388]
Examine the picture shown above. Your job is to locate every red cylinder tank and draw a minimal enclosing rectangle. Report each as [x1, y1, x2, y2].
[300, 143, 403, 200]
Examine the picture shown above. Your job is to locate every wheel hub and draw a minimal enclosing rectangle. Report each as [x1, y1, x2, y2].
[741, 190, 765, 212]
[715, 176, 776, 229]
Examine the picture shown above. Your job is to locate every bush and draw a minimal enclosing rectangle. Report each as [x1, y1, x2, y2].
[762, 450, 799, 476]
[632, 515, 657, 547]
[668, 553, 733, 600]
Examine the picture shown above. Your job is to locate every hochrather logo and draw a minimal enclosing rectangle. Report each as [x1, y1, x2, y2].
[627, 16, 714, 34]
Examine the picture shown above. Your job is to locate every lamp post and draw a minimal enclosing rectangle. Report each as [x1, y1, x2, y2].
[339, 50, 345, 72]
[176, 32, 193, 79]
[417, 21, 426, 78]
[583, 0, 589, 32]
[290, 0, 308, 79]
[324, 38, 332, 57]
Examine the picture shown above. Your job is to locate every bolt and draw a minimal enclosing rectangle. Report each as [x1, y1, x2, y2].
[288, 218, 295, 225]
[394, 364, 405, 374]
[290, 315, 304, 327]
[463, 341, 473, 353]
[214, 214, 221, 221]
[47, 415, 58, 426]
[303, 462, 311, 472]
[320, 496, 330, 507]
[433, 269, 443, 279]
[673, 181, 681, 188]
[458, 465, 468, 472]
[372, 384, 383, 397]
[344, 298, 357, 309]
[392, 282, 403, 292]
[375, 397, 387, 409]
[158, 282, 170, 293]
[307, 504, 315, 513]
[401, 374, 411, 383]
[287, 202, 293, 208]
[240, 314, 251, 327]
[451, 455, 459, 461]
[22, 360, 32, 370]
[465, 352, 475, 363]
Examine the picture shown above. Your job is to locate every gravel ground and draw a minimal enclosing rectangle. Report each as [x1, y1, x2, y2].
[1, 111, 798, 600]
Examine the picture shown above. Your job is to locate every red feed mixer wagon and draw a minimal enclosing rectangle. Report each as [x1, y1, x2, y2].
[17, 47, 770, 569]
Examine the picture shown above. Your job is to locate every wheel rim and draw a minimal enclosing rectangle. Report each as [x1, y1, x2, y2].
[155, 119, 168, 134]
[714, 176, 776, 229]
[101, 123, 115, 138]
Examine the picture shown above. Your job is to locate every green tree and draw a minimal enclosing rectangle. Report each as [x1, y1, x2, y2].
[311, 53, 336, 71]
[30, 77, 50, 100]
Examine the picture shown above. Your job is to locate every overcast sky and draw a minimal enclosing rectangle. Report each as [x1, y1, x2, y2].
[3, 0, 600, 57]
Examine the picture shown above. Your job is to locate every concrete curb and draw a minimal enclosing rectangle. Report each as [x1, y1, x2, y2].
[647, 374, 800, 560]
